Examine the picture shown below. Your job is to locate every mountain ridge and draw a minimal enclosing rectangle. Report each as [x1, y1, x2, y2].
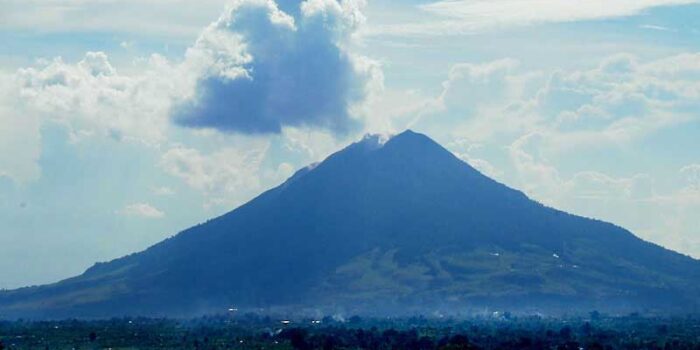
[1, 130, 699, 319]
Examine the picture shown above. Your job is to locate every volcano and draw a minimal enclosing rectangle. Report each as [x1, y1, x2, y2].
[2, 130, 699, 318]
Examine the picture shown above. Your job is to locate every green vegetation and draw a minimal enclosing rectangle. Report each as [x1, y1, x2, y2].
[1, 313, 700, 349]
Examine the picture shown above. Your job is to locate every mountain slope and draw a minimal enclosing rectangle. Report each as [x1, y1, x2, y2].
[2, 130, 699, 318]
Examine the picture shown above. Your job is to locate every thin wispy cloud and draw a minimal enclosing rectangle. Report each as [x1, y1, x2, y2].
[119, 203, 165, 219]
[369, 0, 699, 36]
[640, 24, 676, 31]
[151, 186, 176, 196]
[0, 0, 226, 39]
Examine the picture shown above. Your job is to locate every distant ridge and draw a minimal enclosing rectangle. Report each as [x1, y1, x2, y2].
[1, 130, 699, 319]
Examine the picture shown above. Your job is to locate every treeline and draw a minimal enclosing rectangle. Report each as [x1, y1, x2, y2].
[1, 313, 700, 349]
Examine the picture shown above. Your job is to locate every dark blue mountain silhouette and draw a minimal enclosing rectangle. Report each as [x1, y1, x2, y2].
[1, 130, 699, 318]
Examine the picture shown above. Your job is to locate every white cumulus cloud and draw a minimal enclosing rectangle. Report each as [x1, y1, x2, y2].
[173, 0, 380, 135]
[15, 52, 183, 144]
[0, 51, 191, 183]
[0, 0, 381, 184]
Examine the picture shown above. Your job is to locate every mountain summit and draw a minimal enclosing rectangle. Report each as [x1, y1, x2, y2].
[2, 130, 699, 318]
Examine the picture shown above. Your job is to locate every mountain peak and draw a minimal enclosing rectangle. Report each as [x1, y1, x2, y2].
[383, 129, 431, 145]
[393, 128, 420, 138]
[2, 130, 700, 319]
[385, 129, 441, 148]
[351, 129, 446, 156]
[356, 129, 424, 147]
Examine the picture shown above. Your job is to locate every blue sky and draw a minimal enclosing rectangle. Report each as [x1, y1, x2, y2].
[1, 0, 699, 289]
